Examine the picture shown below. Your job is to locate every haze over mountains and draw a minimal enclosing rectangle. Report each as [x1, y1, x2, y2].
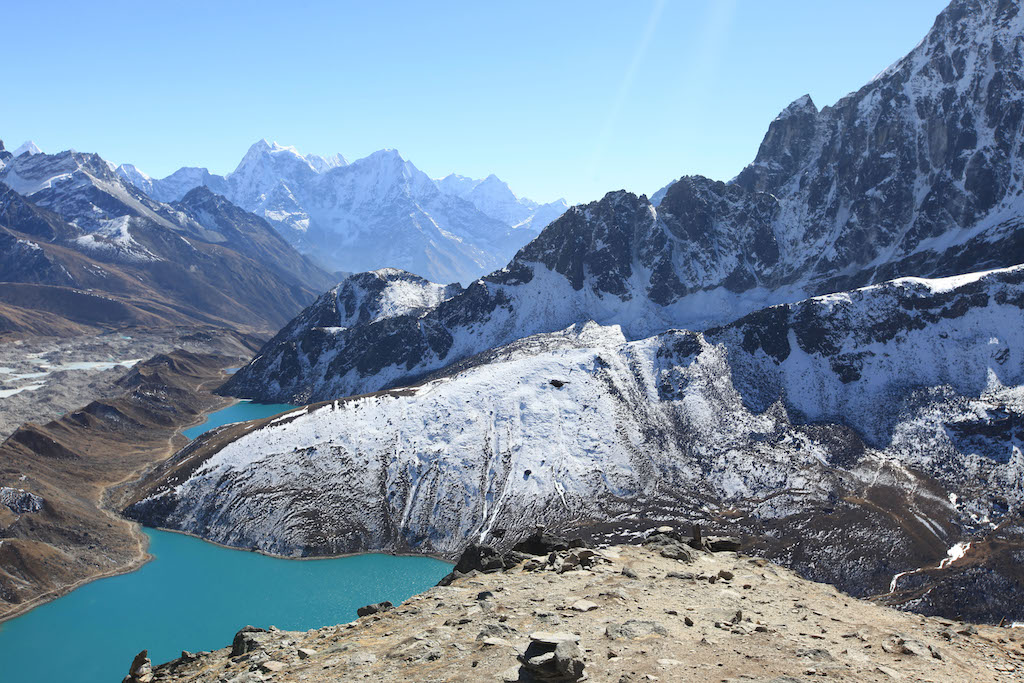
[116, 142, 568, 284]
[129, 0, 1024, 624]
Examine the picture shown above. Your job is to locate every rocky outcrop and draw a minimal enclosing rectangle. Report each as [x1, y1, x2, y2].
[355, 602, 393, 618]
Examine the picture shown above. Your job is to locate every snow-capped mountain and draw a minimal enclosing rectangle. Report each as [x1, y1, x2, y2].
[116, 143, 567, 284]
[130, 263, 1024, 622]
[225, 0, 1024, 404]
[11, 141, 42, 158]
[436, 172, 569, 233]
[0, 147, 333, 332]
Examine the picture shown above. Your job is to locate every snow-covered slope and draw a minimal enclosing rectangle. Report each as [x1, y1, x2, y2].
[226, 0, 1024, 404]
[117, 143, 566, 284]
[130, 264, 1024, 619]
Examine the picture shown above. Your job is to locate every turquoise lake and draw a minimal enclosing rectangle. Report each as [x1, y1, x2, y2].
[0, 401, 453, 683]
[181, 399, 296, 439]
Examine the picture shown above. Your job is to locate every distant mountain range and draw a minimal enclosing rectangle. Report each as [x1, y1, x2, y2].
[116, 142, 568, 284]
[0, 142, 334, 335]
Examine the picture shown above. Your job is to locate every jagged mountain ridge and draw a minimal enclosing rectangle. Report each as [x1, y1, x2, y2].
[0, 147, 334, 333]
[225, 0, 1024, 404]
[129, 264, 1024, 621]
[117, 142, 568, 284]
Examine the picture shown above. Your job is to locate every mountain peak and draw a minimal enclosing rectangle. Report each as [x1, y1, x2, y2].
[775, 94, 817, 120]
[116, 163, 151, 181]
[365, 148, 406, 164]
[12, 141, 42, 157]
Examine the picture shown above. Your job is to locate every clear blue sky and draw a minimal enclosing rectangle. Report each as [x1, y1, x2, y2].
[2, 0, 949, 205]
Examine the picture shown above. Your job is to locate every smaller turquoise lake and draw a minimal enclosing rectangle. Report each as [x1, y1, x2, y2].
[0, 401, 453, 683]
[182, 399, 296, 439]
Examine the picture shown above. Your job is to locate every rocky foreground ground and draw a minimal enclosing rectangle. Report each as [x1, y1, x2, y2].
[126, 533, 1023, 683]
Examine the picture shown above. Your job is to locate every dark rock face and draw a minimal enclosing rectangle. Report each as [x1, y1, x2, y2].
[219, 268, 461, 403]
[226, 0, 1024, 404]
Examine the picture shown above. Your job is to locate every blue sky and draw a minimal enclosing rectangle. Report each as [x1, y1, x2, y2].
[2, 0, 948, 205]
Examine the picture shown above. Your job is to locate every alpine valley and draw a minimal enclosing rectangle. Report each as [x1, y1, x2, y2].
[118, 0, 1024, 626]
[2, 3, 1023, 677]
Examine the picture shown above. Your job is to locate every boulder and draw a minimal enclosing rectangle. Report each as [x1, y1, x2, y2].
[356, 601, 394, 617]
[512, 529, 572, 556]
[605, 620, 669, 640]
[517, 632, 585, 681]
[643, 531, 695, 562]
[230, 626, 269, 657]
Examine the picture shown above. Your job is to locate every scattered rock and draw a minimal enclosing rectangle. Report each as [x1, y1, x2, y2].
[666, 571, 696, 580]
[0, 486, 44, 514]
[259, 661, 286, 673]
[477, 622, 517, 640]
[796, 647, 834, 662]
[876, 664, 903, 679]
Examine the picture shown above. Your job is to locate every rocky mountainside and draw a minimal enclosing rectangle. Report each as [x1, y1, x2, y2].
[117, 142, 567, 284]
[127, 539, 1023, 682]
[224, 0, 1024, 405]
[130, 265, 1024, 622]
[0, 145, 334, 334]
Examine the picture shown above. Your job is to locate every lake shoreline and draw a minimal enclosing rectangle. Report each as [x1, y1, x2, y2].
[2, 387, 453, 627]
[0, 360, 242, 626]
[0, 528, 452, 683]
